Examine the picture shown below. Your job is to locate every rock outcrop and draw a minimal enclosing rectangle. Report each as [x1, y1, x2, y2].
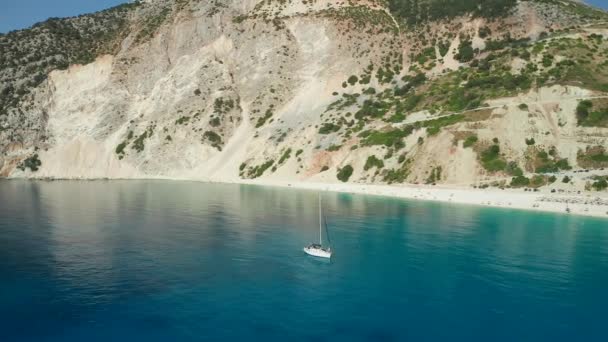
[1, 0, 607, 191]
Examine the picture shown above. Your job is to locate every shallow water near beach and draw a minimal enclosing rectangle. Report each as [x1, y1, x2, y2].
[1, 180, 607, 341]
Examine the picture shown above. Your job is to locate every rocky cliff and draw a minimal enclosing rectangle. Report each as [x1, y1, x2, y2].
[1, 0, 608, 191]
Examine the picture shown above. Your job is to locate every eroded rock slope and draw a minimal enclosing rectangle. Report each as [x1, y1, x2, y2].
[1, 0, 608, 191]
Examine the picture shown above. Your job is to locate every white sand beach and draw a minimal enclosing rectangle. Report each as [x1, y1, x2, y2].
[14, 175, 608, 218]
[230, 179, 608, 219]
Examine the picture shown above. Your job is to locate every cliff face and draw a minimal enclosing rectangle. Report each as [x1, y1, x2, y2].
[1, 0, 608, 191]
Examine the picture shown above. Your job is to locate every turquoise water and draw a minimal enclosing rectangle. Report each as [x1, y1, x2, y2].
[1, 180, 607, 341]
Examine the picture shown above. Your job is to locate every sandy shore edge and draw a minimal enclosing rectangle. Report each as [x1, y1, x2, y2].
[6, 176, 608, 219]
[232, 179, 608, 219]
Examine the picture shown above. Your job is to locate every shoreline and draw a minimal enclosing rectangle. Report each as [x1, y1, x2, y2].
[238, 179, 608, 219]
[5, 176, 608, 219]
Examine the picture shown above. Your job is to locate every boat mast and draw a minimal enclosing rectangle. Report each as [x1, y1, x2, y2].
[319, 194, 322, 245]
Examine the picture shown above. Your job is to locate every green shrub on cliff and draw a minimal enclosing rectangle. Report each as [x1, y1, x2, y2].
[337, 165, 354, 182]
[17, 154, 42, 172]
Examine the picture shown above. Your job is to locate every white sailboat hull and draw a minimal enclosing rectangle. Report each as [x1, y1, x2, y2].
[304, 195, 332, 259]
[304, 246, 332, 259]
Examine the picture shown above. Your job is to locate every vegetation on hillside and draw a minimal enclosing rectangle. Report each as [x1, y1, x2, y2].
[388, 0, 607, 26]
[387, 0, 517, 26]
[337, 165, 354, 182]
[578, 146, 608, 168]
[0, 2, 140, 115]
[2, 0, 608, 190]
[17, 154, 42, 172]
[576, 100, 608, 127]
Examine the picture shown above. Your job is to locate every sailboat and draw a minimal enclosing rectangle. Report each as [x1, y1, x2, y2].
[304, 194, 332, 259]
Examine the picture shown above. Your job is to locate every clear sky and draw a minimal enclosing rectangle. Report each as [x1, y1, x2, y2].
[0, 0, 129, 33]
[0, 0, 607, 33]
[587, 0, 608, 10]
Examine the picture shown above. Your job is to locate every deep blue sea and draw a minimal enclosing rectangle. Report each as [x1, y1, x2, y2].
[1, 180, 607, 341]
